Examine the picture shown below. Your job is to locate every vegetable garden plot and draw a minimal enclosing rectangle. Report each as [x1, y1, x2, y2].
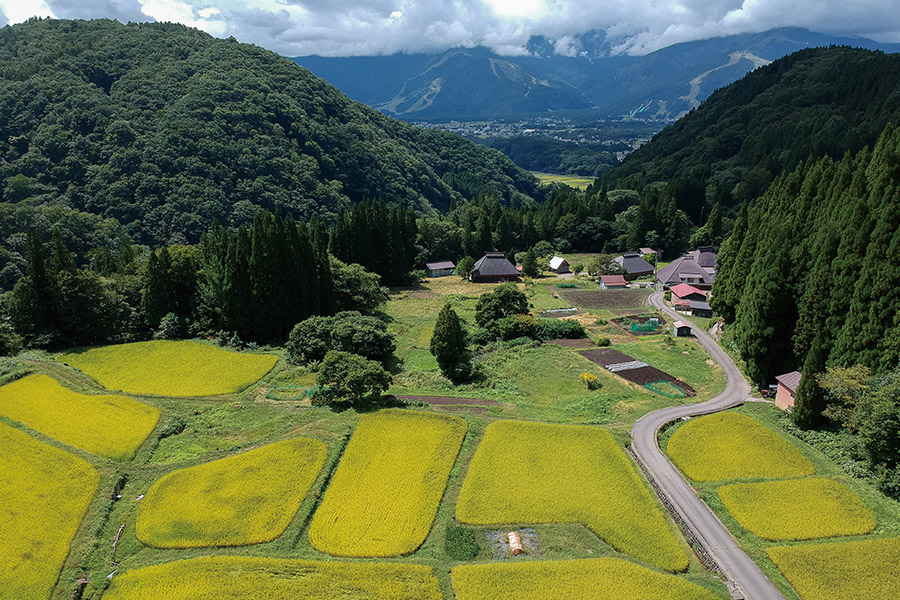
[60, 340, 278, 397]
[0, 373, 159, 460]
[559, 289, 651, 309]
[137, 438, 327, 548]
[768, 537, 900, 600]
[0, 423, 99, 600]
[718, 477, 876, 541]
[580, 349, 696, 396]
[309, 409, 466, 557]
[456, 420, 689, 572]
[103, 556, 443, 600]
[452, 558, 719, 600]
[667, 412, 815, 482]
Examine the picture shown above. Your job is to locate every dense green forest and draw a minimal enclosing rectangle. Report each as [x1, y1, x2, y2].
[0, 18, 538, 267]
[712, 124, 900, 385]
[479, 137, 619, 177]
[601, 47, 900, 216]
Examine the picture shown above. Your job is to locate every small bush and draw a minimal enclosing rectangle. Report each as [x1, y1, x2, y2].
[445, 525, 480, 561]
[594, 318, 608, 325]
[663, 290, 672, 301]
[536, 319, 586, 340]
[467, 327, 495, 346]
[497, 314, 538, 341]
[154, 312, 185, 340]
[555, 282, 577, 289]
[597, 337, 611, 347]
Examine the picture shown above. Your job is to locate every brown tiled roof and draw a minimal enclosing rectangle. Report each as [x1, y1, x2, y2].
[776, 371, 802, 394]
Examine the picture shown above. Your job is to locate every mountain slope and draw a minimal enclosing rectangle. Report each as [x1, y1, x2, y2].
[0, 19, 538, 246]
[602, 46, 900, 199]
[292, 28, 900, 121]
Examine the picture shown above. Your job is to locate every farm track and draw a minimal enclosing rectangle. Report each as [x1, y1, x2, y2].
[631, 293, 786, 600]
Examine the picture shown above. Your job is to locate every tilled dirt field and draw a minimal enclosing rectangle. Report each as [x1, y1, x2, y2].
[560, 289, 652, 309]
[579, 349, 696, 396]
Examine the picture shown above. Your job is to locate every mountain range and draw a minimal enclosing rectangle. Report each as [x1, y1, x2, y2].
[292, 28, 900, 122]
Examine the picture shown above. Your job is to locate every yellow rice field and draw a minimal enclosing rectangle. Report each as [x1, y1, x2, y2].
[452, 558, 720, 600]
[103, 556, 443, 600]
[719, 477, 876, 541]
[0, 422, 99, 600]
[667, 412, 815, 481]
[308, 409, 466, 557]
[136, 438, 327, 548]
[0, 373, 159, 460]
[456, 420, 689, 572]
[768, 537, 900, 600]
[60, 340, 278, 397]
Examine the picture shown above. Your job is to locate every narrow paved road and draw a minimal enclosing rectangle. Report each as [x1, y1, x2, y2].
[630, 292, 786, 600]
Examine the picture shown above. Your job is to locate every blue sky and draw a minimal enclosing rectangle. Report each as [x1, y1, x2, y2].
[6, 0, 900, 56]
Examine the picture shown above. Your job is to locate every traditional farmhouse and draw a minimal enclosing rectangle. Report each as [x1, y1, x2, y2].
[548, 256, 570, 273]
[470, 252, 520, 283]
[615, 252, 655, 280]
[599, 274, 628, 289]
[775, 371, 802, 410]
[688, 246, 716, 273]
[657, 253, 715, 290]
[673, 321, 692, 337]
[424, 260, 455, 278]
[690, 300, 713, 318]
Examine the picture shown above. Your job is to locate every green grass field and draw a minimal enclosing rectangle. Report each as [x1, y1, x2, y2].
[456, 420, 688, 572]
[309, 409, 467, 557]
[452, 558, 719, 600]
[719, 478, 876, 541]
[103, 556, 443, 600]
[668, 412, 815, 481]
[611, 336, 726, 400]
[768, 537, 900, 600]
[60, 340, 278, 397]
[0, 373, 159, 460]
[0, 422, 99, 600]
[136, 438, 327, 548]
[532, 172, 596, 190]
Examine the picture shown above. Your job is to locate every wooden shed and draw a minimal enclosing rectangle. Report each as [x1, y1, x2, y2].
[425, 261, 455, 277]
[673, 321, 692, 337]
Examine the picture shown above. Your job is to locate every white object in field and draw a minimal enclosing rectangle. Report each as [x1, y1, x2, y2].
[508, 531, 524, 555]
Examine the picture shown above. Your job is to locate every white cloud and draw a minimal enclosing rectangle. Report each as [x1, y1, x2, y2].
[14, 0, 896, 57]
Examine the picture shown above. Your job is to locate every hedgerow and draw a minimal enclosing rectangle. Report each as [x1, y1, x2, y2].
[103, 556, 442, 600]
[60, 340, 277, 397]
[451, 558, 719, 600]
[136, 438, 326, 548]
[667, 412, 815, 481]
[456, 420, 688, 572]
[719, 477, 876, 541]
[309, 409, 466, 557]
[0, 422, 99, 600]
[768, 537, 900, 600]
[0, 373, 159, 460]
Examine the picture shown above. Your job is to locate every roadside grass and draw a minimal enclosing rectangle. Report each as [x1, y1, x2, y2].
[309, 409, 467, 557]
[103, 556, 443, 600]
[667, 412, 815, 481]
[136, 438, 327, 548]
[452, 558, 721, 600]
[59, 340, 278, 397]
[718, 478, 876, 541]
[0, 422, 99, 600]
[610, 336, 726, 400]
[0, 373, 159, 460]
[767, 537, 900, 600]
[456, 420, 689, 572]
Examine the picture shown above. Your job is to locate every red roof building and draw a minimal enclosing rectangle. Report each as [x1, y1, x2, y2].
[670, 283, 707, 302]
[600, 274, 628, 289]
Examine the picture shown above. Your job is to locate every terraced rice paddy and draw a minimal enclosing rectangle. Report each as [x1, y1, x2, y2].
[102, 556, 442, 600]
[0, 373, 159, 460]
[452, 558, 719, 600]
[309, 409, 467, 557]
[667, 412, 815, 481]
[60, 340, 278, 397]
[767, 537, 900, 600]
[719, 478, 876, 541]
[456, 420, 688, 572]
[136, 438, 327, 547]
[0, 423, 99, 600]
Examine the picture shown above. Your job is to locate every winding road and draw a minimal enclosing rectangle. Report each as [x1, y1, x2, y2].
[630, 292, 786, 600]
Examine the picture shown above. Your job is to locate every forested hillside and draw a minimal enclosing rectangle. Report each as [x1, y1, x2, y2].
[0, 18, 537, 254]
[603, 47, 900, 211]
[712, 125, 900, 386]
